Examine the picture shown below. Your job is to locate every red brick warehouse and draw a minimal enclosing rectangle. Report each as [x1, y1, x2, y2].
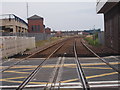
[28, 15, 45, 33]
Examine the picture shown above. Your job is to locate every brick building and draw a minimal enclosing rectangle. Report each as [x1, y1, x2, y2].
[97, 0, 120, 53]
[45, 27, 51, 34]
[28, 15, 45, 33]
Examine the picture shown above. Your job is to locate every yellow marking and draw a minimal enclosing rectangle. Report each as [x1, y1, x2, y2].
[4, 76, 26, 80]
[61, 78, 79, 83]
[60, 72, 118, 83]
[11, 65, 37, 69]
[7, 62, 119, 69]
[53, 63, 119, 68]
[3, 79, 24, 83]
[29, 81, 47, 84]
[86, 72, 118, 79]
[19, 69, 34, 71]
[0, 77, 26, 81]
[83, 67, 112, 70]
[0, 66, 7, 69]
[0, 72, 118, 84]
[65, 65, 112, 69]
[4, 79, 48, 84]
[4, 70, 29, 74]
[0, 78, 47, 84]
[42, 64, 62, 68]
[81, 62, 120, 66]
[0, 79, 8, 81]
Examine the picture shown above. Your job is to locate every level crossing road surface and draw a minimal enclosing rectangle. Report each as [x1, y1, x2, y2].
[0, 56, 120, 90]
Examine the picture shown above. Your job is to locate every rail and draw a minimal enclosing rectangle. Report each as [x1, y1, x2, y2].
[81, 39, 120, 73]
[1, 38, 66, 72]
[16, 43, 65, 90]
[74, 39, 90, 90]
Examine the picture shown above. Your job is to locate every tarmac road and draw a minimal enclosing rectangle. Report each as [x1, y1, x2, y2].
[0, 56, 119, 90]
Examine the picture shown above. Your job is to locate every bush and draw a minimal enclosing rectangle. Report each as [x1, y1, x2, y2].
[84, 36, 100, 46]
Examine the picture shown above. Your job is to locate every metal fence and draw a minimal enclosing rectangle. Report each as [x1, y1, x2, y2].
[0, 32, 53, 41]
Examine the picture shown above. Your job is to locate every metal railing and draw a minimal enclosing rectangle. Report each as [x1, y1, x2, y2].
[0, 32, 53, 41]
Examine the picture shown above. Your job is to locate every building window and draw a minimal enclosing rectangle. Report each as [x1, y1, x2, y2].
[38, 25, 40, 31]
[32, 25, 35, 31]
[31, 26, 34, 31]
[31, 25, 40, 32]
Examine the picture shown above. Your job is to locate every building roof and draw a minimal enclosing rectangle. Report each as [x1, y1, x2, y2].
[0, 14, 28, 26]
[96, 1, 119, 13]
[45, 27, 51, 30]
[28, 15, 43, 20]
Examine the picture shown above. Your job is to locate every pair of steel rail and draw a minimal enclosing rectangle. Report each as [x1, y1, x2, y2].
[1, 38, 66, 72]
[16, 43, 65, 90]
[74, 39, 120, 90]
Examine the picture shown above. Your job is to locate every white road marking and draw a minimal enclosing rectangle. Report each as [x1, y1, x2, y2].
[0, 81, 119, 88]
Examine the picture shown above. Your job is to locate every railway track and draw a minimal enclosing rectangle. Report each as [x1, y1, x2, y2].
[74, 39, 90, 90]
[1, 38, 67, 72]
[81, 39, 120, 73]
[74, 38, 119, 89]
[1, 37, 119, 90]
[16, 42, 65, 90]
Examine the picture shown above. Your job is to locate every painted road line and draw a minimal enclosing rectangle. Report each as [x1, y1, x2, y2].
[17, 68, 35, 71]
[81, 62, 120, 66]
[60, 72, 118, 83]
[0, 83, 82, 88]
[0, 66, 8, 69]
[11, 65, 38, 68]
[1, 72, 118, 83]
[4, 70, 30, 74]
[0, 82, 119, 88]
[3, 68, 34, 73]
[6, 62, 119, 69]
[0, 76, 26, 81]
[88, 80, 120, 84]
[1, 79, 47, 85]
[83, 67, 112, 69]
[61, 78, 79, 83]
[89, 84, 120, 88]
[38, 62, 119, 68]
[65, 66, 112, 69]
[63, 62, 119, 66]
[86, 72, 118, 79]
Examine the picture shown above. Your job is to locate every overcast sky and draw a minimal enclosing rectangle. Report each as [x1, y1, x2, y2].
[1, 2, 104, 31]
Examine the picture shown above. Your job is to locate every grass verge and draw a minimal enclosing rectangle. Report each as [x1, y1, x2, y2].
[84, 36, 101, 46]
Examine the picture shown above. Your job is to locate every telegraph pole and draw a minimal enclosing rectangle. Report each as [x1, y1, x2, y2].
[26, 2, 28, 18]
